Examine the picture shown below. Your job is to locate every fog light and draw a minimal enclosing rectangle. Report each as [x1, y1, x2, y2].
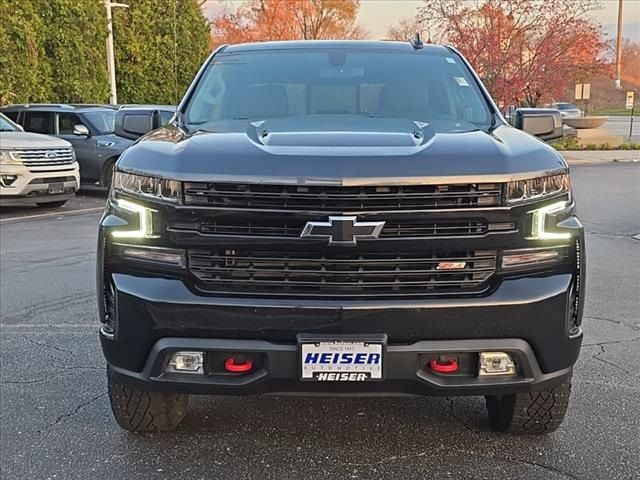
[478, 352, 516, 376]
[0, 174, 18, 187]
[167, 351, 204, 373]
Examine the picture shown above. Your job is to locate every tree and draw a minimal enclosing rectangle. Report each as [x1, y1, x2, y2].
[40, 0, 110, 103]
[419, 0, 609, 107]
[0, 0, 52, 104]
[211, 0, 365, 47]
[620, 39, 640, 88]
[112, 0, 211, 104]
[386, 17, 424, 42]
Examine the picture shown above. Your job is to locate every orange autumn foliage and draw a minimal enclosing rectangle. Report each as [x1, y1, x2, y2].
[419, 0, 610, 107]
[211, 0, 365, 47]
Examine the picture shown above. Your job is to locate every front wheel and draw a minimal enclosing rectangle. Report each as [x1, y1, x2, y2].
[100, 158, 117, 189]
[107, 367, 189, 432]
[485, 374, 572, 434]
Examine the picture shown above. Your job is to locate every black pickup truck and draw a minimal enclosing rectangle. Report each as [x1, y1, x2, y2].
[98, 39, 584, 434]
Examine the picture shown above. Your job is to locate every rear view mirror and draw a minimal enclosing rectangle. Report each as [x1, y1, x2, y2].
[514, 108, 563, 141]
[114, 109, 164, 140]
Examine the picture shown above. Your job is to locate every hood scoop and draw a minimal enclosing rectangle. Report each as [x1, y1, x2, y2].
[250, 117, 432, 148]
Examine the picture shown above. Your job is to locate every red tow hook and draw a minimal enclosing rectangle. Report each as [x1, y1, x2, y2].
[224, 356, 253, 373]
[429, 357, 459, 373]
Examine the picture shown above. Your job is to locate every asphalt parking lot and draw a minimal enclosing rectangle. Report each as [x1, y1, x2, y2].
[1, 164, 639, 480]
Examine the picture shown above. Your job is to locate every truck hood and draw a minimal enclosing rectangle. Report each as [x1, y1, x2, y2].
[118, 116, 567, 184]
[0, 131, 72, 150]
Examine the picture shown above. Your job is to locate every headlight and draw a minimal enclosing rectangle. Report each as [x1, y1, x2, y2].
[113, 171, 182, 203]
[0, 150, 21, 164]
[506, 173, 570, 204]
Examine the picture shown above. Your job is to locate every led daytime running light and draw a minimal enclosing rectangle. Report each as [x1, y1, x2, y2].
[111, 199, 158, 239]
[528, 201, 571, 240]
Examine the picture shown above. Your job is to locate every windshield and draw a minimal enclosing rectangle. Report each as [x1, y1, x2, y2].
[184, 48, 492, 132]
[555, 103, 576, 110]
[83, 110, 117, 134]
[0, 114, 19, 132]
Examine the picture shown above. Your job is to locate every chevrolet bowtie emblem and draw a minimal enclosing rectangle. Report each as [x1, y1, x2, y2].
[300, 216, 385, 245]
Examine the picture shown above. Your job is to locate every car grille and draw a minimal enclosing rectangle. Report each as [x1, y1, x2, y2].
[170, 217, 489, 238]
[14, 148, 75, 168]
[183, 182, 502, 211]
[187, 249, 498, 298]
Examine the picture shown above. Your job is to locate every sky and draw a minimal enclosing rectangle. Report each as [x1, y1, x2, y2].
[202, 0, 640, 41]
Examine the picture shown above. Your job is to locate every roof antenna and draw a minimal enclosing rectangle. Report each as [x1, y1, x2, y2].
[410, 32, 424, 50]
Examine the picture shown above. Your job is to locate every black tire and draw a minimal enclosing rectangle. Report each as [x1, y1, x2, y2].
[107, 367, 189, 432]
[36, 200, 67, 208]
[100, 158, 117, 189]
[485, 374, 572, 434]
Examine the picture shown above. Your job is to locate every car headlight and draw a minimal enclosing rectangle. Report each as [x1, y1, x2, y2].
[0, 150, 21, 164]
[113, 171, 182, 203]
[506, 173, 570, 204]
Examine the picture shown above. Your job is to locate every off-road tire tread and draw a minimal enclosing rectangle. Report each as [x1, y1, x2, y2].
[107, 368, 188, 432]
[485, 376, 571, 434]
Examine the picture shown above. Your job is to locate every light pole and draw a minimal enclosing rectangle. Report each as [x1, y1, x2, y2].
[105, 1, 129, 104]
[615, 0, 624, 90]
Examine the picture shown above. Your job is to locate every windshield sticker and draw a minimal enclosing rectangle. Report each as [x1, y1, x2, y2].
[445, 57, 456, 64]
[455, 76, 470, 87]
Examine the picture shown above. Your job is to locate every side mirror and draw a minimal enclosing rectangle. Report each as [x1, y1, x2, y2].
[513, 108, 563, 141]
[114, 109, 163, 140]
[73, 124, 90, 136]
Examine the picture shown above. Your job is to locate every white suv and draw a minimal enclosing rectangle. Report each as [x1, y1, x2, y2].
[0, 113, 80, 207]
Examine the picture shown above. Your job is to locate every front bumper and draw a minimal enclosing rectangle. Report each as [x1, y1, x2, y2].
[108, 336, 574, 397]
[101, 271, 582, 396]
[0, 162, 80, 204]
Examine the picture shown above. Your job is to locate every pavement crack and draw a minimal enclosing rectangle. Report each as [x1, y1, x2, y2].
[344, 446, 579, 479]
[497, 457, 580, 480]
[37, 392, 107, 433]
[583, 336, 640, 348]
[23, 336, 73, 355]
[589, 343, 636, 377]
[445, 397, 476, 432]
[0, 378, 50, 385]
[584, 316, 640, 331]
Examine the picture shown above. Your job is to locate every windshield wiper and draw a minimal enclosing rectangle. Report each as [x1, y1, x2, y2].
[488, 111, 500, 133]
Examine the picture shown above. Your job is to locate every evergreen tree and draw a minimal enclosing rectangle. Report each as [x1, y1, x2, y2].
[113, 0, 211, 104]
[40, 0, 110, 103]
[0, 0, 52, 104]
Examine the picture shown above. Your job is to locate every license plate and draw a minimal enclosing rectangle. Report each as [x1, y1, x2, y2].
[300, 340, 383, 381]
[48, 182, 64, 195]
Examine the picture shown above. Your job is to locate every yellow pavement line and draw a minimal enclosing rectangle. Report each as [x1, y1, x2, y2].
[0, 206, 104, 224]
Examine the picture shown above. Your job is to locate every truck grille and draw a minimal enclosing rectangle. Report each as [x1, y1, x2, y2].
[14, 148, 75, 168]
[171, 217, 489, 238]
[187, 249, 498, 298]
[183, 182, 502, 211]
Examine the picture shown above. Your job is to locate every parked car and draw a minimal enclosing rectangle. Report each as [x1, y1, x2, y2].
[550, 102, 582, 118]
[0, 113, 79, 207]
[98, 40, 583, 435]
[1, 104, 174, 188]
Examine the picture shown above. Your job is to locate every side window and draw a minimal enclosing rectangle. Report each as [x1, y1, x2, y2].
[3, 111, 19, 122]
[23, 111, 54, 134]
[158, 110, 175, 125]
[58, 112, 83, 135]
